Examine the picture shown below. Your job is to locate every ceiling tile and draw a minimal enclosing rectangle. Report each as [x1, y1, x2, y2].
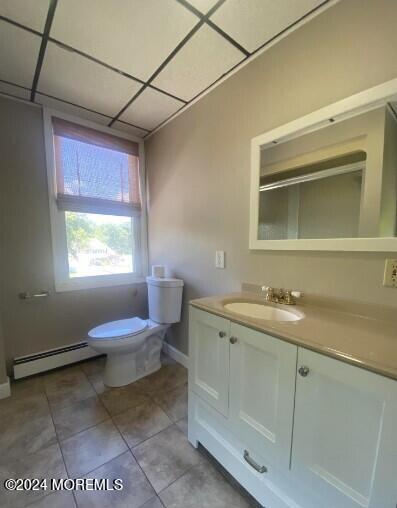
[0, 21, 41, 87]
[152, 24, 244, 101]
[38, 42, 142, 118]
[51, 0, 198, 81]
[35, 93, 111, 125]
[210, 0, 324, 53]
[120, 88, 184, 131]
[186, 0, 219, 14]
[0, 0, 50, 32]
[113, 121, 148, 139]
[0, 80, 30, 100]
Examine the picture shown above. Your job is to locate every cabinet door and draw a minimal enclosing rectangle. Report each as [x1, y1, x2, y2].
[229, 323, 297, 470]
[189, 307, 230, 416]
[292, 348, 397, 508]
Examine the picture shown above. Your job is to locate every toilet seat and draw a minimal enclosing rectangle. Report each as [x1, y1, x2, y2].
[88, 317, 147, 341]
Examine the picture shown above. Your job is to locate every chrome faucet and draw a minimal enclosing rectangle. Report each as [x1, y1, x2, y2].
[261, 286, 302, 305]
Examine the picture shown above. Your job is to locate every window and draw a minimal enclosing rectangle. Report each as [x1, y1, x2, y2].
[45, 111, 147, 291]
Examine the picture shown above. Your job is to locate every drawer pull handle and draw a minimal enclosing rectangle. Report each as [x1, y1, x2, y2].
[243, 450, 267, 473]
[218, 331, 226, 338]
[19, 291, 50, 300]
[229, 336, 238, 344]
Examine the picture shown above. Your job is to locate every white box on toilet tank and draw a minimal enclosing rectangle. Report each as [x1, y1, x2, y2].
[146, 276, 184, 324]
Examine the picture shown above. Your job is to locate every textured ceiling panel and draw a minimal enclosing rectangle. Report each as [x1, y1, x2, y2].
[0, 0, 50, 32]
[35, 93, 111, 125]
[0, 21, 41, 87]
[113, 121, 148, 139]
[38, 42, 142, 117]
[120, 87, 184, 130]
[211, 0, 324, 53]
[153, 24, 244, 101]
[0, 80, 30, 100]
[186, 0, 219, 14]
[51, 0, 198, 81]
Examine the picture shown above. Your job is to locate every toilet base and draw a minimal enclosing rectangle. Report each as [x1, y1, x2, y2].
[104, 354, 161, 387]
[88, 326, 168, 388]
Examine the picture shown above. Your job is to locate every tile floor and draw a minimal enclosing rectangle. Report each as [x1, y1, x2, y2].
[0, 355, 256, 508]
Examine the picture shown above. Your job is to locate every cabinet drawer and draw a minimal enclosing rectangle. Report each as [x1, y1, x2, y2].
[188, 390, 292, 508]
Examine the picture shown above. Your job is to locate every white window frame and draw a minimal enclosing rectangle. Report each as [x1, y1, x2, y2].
[43, 107, 148, 292]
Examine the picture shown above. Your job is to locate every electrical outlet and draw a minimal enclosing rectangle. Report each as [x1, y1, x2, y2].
[215, 250, 225, 269]
[383, 259, 397, 287]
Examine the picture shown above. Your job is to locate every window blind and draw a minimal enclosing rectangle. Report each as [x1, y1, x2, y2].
[53, 118, 141, 217]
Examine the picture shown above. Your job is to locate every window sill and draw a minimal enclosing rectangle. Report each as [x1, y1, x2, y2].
[54, 273, 146, 292]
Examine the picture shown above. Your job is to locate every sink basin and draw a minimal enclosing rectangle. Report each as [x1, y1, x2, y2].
[223, 302, 303, 322]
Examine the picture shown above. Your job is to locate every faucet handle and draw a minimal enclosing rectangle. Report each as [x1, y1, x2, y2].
[283, 289, 302, 305]
[261, 286, 274, 301]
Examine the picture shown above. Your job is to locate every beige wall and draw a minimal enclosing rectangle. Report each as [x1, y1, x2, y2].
[0, 313, 7, 384]
[146, 0, 397, 355]
[0, 96, 148, 371]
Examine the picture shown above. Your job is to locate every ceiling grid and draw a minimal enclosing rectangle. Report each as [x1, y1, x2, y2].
[0, 0, 329, 137]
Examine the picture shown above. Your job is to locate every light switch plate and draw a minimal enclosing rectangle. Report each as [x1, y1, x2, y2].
[383, 259, 397, 287]
[215, 250, 225, 269]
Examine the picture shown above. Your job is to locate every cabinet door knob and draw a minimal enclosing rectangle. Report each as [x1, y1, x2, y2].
[218, 331, 226, 338]
[298, 366, 310, 377]
[229, 336, 238, 344]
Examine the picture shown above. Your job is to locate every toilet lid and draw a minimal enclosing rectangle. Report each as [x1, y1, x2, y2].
[88, 317, 147, 340]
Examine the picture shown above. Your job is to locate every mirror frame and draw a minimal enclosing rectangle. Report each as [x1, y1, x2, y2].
[249, 78, 397, 251]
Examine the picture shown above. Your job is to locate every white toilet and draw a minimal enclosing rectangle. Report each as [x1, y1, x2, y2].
[87, 276, 184, 387]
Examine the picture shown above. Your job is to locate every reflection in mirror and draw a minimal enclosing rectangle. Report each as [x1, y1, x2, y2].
[258, 105, 397, 241]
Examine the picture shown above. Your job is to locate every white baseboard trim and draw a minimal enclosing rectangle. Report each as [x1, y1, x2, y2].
[0, 377, 11, 399]
[13, 341, 99, 379]
[163, 342, 189, 369]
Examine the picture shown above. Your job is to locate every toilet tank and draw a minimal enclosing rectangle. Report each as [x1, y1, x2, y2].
[146, 276, 184, 324]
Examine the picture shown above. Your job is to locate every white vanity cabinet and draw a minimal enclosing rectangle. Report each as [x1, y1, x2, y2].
[188, 306, 397, 508]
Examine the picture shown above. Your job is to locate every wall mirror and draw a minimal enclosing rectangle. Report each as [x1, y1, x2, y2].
[249, 79, 397, 251]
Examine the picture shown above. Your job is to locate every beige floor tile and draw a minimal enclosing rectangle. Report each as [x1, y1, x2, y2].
[0, 392, 50, 422]
[75, 451, 155, 508]
[28, 490, 76, 507]
[151, 383, 187, 422]
[134, 364, 187, 394]
[159, 461, 252, 508]
[87, 371, 106, 394]
[113, 401, 172, 448]
[60, 420, 127, 477]
[132, 425, 202, 493]
[44, 368, 96, 408]
[9, 375, 46, 399]
[52, 395, 109, 441]
[99, 384, 151, 416]
[175, 416, 188, 436]
[0, 442, 67, 508]
[141, 497, 164, 508]
[79, 356, 106, 377]
[0, 410, 56, 459]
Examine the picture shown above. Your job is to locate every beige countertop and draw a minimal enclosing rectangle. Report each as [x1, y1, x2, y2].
[190, 292, 397, 381]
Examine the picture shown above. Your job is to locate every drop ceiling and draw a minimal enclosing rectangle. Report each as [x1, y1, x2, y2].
[0, 0, 328, 138]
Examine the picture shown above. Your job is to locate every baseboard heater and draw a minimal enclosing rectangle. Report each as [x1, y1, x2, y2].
[13, 341, 100, 379]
